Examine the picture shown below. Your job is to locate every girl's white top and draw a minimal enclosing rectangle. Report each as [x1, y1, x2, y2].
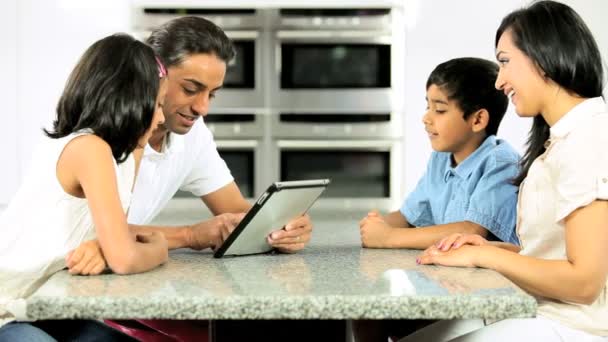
[0, 132, 134, 326]
[517, 97, 608, 336]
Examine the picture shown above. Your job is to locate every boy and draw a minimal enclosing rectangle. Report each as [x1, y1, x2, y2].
[360, 57, 519, 250]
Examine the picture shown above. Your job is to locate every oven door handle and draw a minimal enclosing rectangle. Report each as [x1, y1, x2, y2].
[277, 140, 396, 150]
[215, 140, 259, 148]
[276, 30, 391, 42]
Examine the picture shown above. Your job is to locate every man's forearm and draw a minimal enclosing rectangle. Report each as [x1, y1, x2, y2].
[129, 224, 192, 250]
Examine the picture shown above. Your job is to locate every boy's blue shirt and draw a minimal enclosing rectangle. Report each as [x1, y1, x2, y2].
[400, 135, 520, 244]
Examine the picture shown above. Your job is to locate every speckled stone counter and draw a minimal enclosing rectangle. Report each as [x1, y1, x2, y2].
[26, 213, 536, 320]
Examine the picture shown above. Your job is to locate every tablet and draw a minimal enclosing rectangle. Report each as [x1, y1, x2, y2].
[213, 179, 330, 258]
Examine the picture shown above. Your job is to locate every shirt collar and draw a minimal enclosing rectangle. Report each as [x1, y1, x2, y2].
[143, 131, 185, 158]
[550, 97, 606, 139]
[444, 135, 497, 181]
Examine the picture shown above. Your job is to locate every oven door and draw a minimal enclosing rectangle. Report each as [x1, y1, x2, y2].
[205, 113, 265, 138]
[276, 140, 402, 211]
[273, 32, 393, 112]
[213, 31, 264, 109]
[215, 140, 263, 199]
[272, 112, 402, 139]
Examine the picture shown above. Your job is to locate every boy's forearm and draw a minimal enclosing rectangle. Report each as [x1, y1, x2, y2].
[489, 241, 521, 252]
[390, 221, 488, 249]
[129, 224, 192, 250]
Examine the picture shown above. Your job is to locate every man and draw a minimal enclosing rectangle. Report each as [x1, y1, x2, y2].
[126, 16, 312, 253]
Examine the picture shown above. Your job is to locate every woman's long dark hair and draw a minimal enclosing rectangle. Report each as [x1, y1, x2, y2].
[44, 33, 160, 163]
[496, 1, 604, 185]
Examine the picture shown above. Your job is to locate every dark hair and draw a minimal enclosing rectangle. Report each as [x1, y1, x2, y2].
[44, 33, 160, 163]
[496, 0, 605, 186]
[426, 57, 508, 136]
[146, 16, 235, 68]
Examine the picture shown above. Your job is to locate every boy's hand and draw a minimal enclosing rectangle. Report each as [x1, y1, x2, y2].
[435, 233, 489, 252]
[66, 240, 107, 275]
[359, 211, 396, 248]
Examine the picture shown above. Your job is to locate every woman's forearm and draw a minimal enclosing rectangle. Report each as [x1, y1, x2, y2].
[477, 246, 603, 304]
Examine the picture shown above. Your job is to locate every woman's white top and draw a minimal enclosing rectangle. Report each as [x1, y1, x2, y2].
[517, 97, 608, 336]
[0, 132, 134, 327]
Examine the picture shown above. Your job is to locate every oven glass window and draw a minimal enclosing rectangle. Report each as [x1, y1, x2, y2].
[281, 44, 390, 89]
[174, 149, 254, 198]
[220, 150, 255, 198]
[281, 150, 389, 197]
[224, 40, 255, 88]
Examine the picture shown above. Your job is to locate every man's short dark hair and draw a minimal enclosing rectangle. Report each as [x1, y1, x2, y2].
[146, 16, 235, 68]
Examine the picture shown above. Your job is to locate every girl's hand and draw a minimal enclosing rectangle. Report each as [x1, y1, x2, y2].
[66, 240, 107, 275]
[435, 233, 489, 252]
[417, 244, 480, 268]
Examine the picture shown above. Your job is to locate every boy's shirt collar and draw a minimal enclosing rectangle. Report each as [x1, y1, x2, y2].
[443, 135, 497, 182]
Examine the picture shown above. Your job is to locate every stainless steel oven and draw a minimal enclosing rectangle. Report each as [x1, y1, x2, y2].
[214, 139, 261, 199]
[274, 139, 402, 211]
[272, 111, 403, 139]
[205, 113, 268, 199]
[269, 8, 399, 113]
[213, 30, 264, 109]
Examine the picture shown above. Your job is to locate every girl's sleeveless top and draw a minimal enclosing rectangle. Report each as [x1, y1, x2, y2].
[0, 131, 134, 326]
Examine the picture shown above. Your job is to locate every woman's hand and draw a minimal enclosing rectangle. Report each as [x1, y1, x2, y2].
[66, 240, 107, 275]
[435, 233, 489, 252]
[417, 244, 481, 268]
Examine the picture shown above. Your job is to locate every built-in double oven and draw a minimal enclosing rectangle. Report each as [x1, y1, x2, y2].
[267, 8, 404, 211]
[132, 6, 405, 211]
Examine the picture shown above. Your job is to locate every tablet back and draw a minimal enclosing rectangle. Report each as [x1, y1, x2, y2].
[214, 180, 329, 258]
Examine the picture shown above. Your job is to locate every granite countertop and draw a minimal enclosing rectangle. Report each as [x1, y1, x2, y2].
[26, 213, 536, 320]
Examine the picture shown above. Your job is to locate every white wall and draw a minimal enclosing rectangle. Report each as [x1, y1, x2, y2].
[2, 0, 608, 207]
[401, 0, 608, 195]
[0, 0, 131, 208]
[16, 0, 132, 185]
[0, 0, 19, 207]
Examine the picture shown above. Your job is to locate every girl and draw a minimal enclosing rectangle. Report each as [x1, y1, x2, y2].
[0, 33, 169, 341]
[409, 1, 607, 341]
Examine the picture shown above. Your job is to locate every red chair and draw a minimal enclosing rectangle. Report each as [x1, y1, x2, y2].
[105, 319, 209, 342]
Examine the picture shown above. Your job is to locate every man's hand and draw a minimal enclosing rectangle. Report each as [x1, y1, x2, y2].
[359, 211, 397, 248]
[187, 213, 246, 251]
[267, 214, 312, 253]
[66, 240, 107, 275]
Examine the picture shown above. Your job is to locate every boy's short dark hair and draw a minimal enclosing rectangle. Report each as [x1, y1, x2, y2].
[146, 16, 235, 68]
[426, 57, 508, 136]
[45, 33, 159, 163]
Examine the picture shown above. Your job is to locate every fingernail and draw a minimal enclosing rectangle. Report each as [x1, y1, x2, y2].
[416, 258, 420, 264]
[271, 232, 278, 239]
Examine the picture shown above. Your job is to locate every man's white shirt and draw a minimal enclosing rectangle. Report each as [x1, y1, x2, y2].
[128, 120, 233, 225]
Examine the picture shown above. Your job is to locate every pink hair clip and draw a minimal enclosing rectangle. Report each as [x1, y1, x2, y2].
[155, 56, 167, 78]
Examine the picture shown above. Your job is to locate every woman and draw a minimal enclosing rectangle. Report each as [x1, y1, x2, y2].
[407, 1, 607, 341]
